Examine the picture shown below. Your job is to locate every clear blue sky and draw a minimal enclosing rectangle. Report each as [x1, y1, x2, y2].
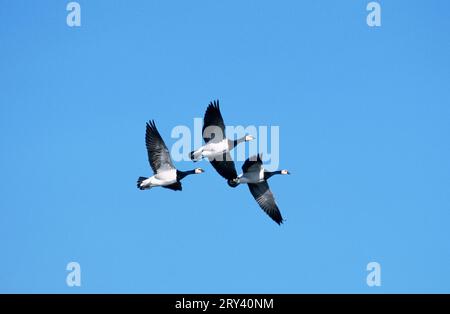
[1, 0, 449, 293]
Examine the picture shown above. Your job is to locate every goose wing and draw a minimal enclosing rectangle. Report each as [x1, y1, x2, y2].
[242, 154, 263, 173]
[209, 152, 238, 180]
[145, 120, 176, 174]
[248, 182, 284, 225]
[203, 100, 226, 144]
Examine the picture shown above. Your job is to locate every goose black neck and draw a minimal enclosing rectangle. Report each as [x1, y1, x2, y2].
[177, 169, 196, 181]
[264, 170, 282, 180]
[232, 136, 246, 148]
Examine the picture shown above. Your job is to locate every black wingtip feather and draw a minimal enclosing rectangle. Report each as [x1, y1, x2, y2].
[206, 99, 220, 113]
[146, 120, 156, 130]
[209, 99, 219, 107]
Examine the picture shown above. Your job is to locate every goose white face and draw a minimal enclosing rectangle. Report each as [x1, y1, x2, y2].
[227, 177, 240, 188]
[281, 169, 290, 175]
[195, 168, 205, 174]
[245, 135, 255, 142]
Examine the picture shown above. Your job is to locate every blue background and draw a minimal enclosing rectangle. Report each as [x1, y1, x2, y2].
[1, 0, 449, 293]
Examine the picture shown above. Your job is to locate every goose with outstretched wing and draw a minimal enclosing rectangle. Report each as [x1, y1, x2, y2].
[137, 120, 204, 191]
[229, 154, 290, 225]
[190, 100, 254, 182]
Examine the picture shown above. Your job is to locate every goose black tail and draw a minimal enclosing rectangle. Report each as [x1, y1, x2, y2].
[189, 150, 198, 162]
[137, 177, 147, 190]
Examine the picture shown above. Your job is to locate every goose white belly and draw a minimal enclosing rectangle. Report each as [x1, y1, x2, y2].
[145, 169, 177, 187]
[202, 140, 229, 158]
[239, 168, 264, 184]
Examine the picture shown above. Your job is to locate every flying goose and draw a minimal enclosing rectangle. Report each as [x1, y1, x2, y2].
[137, 120, 204, 191]
[229, 154, 290, 225]
[190, 100, 255, 181]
